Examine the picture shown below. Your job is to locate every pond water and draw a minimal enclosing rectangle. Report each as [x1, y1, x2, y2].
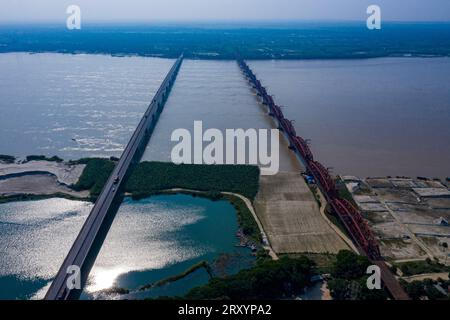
[0, 194, 252, 300]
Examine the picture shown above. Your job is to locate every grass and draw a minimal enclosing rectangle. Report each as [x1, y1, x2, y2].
[324, 208, 353, 241]
[394, 260, 450, 277]
[140, 261, 212, 291]
[304, 176, 353, 242]
[286, 252, 337, 274]
[223, 194, 261, 243]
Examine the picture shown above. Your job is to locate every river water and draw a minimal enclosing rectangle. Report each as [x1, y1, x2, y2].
[1, 53, 449, 177]
[141, 59, 300, 172]
[0, 53, 173, 160]
[1, 53, 449, 299]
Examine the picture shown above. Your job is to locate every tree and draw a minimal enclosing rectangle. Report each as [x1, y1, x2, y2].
[328, 250, 388, 300]
[328, 278, 353, 300]
[401, 280, 425, 300]
[442, 242, 448, 265]
[332, 250, 371, 280]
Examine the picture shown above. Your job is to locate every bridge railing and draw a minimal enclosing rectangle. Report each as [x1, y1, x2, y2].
[237, 58, 409, 300]
[45, 55, 184, 300]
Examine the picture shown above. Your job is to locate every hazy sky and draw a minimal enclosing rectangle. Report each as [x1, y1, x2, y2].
[1, 0, 450, 23]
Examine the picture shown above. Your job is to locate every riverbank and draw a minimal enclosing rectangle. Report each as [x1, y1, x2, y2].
[340, 175, 450, 265]
[0, 158, 267, 244]
[152, 188, 277, 259]
[0, 159, 89, 201]
[0, 158, 85, 185]
[2, 23, 450, 60]
[0, 194, 255, 300]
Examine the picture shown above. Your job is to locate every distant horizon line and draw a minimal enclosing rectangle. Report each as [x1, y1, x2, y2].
[0, 19, 450, 27]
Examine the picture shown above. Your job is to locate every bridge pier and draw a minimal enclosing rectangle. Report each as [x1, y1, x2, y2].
[45, 55, 184, 300]
[237, 57, 410, 300]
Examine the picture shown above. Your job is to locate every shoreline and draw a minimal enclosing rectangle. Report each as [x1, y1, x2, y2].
[0, 159, 88, 202]
[0, 158, 275, 257]
[1, 51, 450, 62]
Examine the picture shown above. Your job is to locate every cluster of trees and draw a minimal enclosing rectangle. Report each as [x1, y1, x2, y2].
[184, 256, 315, 300]
[0, 154, 15, 164]
[223, 195, 261, 243]
[327, 250, 387, 300]
[126, 162, 260, 200]
[393, 259, 450, 277]
[71, 158, 115, 197]
[25, 155, 63, 163]
[0, 154, 64, 164]
[3, 25, 450, 60]
[400, 277, 450, 300]
[72, 160, 260, 202]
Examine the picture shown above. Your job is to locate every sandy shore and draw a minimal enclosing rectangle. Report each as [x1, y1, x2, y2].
[0, 160, 85, 185]
[0, 160, 88, 199]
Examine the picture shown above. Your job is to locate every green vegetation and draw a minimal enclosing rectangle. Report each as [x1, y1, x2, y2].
[140, 261, 212, 291]
[0, 154, 15, 164]
[71, 158, 116, 197]
[400, 278, 450, 300]
[98, 287, 130, 295]
[327, 250, 388, 300]
[331, 250, 370, 279]
[25, 155, 63, 163]
[74, 160, 260, 200]
[184, 256, 315, 300]
[255, 249, 272, 264]
[71, 160, 262, 240]
[3, 24, 450, 60]
[127, 162, 260, 200]
[223, 194, 261, 243]
[325, 210, 351, 239]
[287, 253, 337, 274]
[394, 259, 450, 277]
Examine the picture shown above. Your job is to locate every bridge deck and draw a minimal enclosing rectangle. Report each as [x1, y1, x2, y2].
[45, 55, 184, 300]
[237, 58, 410, 300]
